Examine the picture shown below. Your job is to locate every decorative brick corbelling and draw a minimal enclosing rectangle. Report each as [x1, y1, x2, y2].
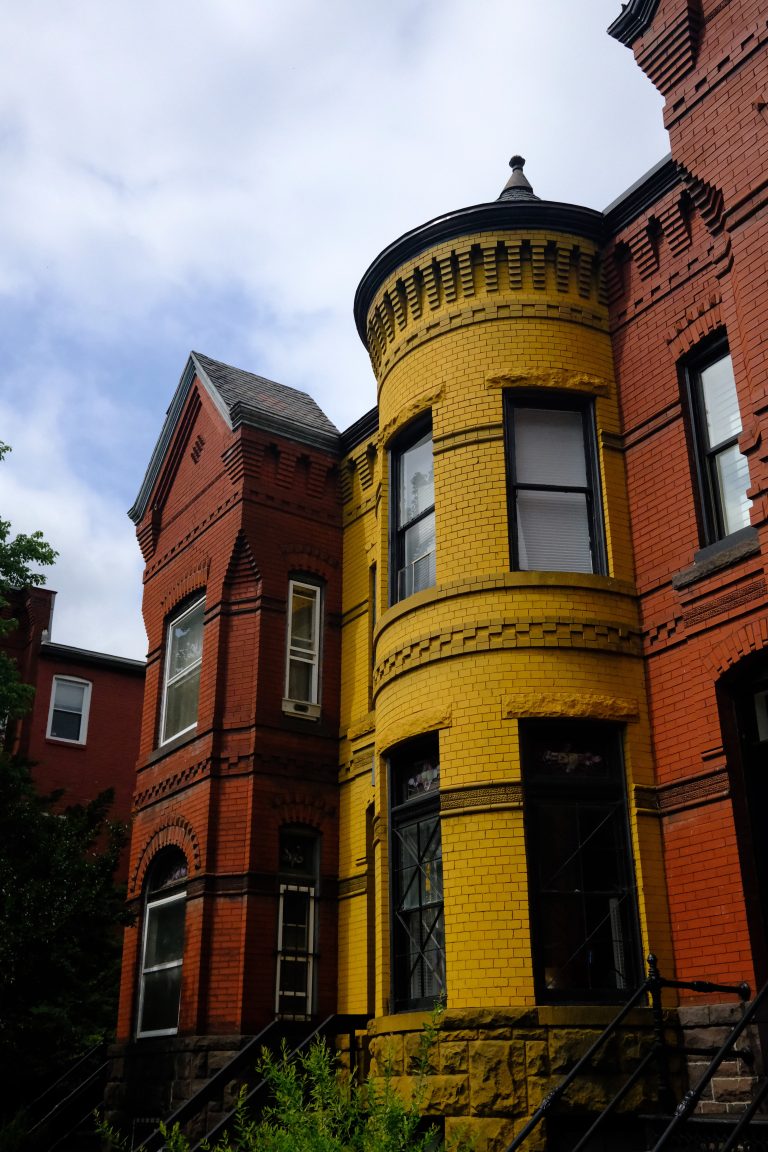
[502, 692, 640, 721]
[374, 618, 642, 694]
[635, 0, 702, 95]
[373, 300, 609, 385]
[145, 496, 239, 580]
[130, 817, 202, 896]
[365, 234, 606, 383]
[134, 759, 210, 808]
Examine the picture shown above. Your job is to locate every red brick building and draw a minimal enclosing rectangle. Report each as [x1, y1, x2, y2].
[606, 0, 768, 1004]
[109, 0, 768, 1139]
[112, 353, 344, 1121]
[3, 586, 144, 877]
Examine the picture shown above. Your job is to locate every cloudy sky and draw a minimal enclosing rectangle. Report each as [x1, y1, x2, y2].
[0, 1, 668, 661]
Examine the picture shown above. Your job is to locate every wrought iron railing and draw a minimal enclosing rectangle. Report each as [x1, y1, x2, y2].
[22, 1041, 110, 1150]
[504, 955, 758, 1152]
[136, 1013, 367, 1152]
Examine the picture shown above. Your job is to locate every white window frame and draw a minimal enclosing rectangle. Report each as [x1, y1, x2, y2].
[275, 882, 316, 1019]
[46, 675, 92, 745]
[137, 887, 186, 1038]
[160, 596, 205, 745]
[282, 580, 321, 719]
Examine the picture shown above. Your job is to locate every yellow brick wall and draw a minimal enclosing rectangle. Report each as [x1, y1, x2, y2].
[338, 223, 673, 1025]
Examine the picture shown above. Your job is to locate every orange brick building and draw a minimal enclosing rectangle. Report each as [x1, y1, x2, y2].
[109, 0, 768, 1143]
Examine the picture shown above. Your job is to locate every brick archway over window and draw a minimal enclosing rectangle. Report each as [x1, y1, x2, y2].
[130, 818, 202, 896]
[706, 616, 768, 681]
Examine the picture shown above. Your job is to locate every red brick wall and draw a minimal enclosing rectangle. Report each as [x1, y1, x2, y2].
[118, 376, 342, 1041]
[609, 0, 768, 993]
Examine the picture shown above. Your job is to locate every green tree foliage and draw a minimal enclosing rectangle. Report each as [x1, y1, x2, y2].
[0, 441, 58, 721]
[0, 770, 131, 1112]
[0, 445, 130, 1125]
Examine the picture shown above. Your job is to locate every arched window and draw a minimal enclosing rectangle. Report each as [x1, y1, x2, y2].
[137, 849, 188, 1037]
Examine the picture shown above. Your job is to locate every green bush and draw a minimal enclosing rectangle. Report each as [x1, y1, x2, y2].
[99, 1009, 472, 1151]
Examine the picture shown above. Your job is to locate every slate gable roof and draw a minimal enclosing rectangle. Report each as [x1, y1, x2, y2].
[191, 352, 339, 444]
[129, 351, 339, 524]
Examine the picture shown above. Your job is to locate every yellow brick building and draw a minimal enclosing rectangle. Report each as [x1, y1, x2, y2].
[338, 159, 672, 1148]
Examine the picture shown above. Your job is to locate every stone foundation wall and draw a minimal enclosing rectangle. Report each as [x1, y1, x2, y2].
[678, 1002, 763, 1116]
[367, 1006, 673, 1152]
[105, 1034, 244, 1145]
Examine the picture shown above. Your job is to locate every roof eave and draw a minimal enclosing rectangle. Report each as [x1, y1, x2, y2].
[229, 402, 340, 453]
[607, 0, 661, 46]
[353, 199, 606, 343]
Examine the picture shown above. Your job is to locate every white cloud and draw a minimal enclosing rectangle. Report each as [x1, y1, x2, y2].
[0, 0, 669, 659]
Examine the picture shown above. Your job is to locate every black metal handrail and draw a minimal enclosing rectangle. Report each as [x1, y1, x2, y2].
[649, 974, 768, 1152]
[503, 955, 754, 1152]
[137, 1013, 367, 1152]
[23, 1042, 110, 1149]
[190, 1013, 368, 1151]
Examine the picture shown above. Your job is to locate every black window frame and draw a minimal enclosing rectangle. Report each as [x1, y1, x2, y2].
[275, 828, 319, 1020]
[684, 336, 752, 545]
[389, 735, 446, 1012]
[389, 415, 436, 605]
[520, 720, 642, 1004]
[504, 392, 605, 575]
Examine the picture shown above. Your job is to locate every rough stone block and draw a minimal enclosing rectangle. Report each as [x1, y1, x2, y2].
[449, 1115, 518, 1152]
[469, 1040, 526, 1116]
[404, 1030, 438, 1073]
[440, 1040, 469, 1074]
[369, 1033, 404, 1075]
[525, 1040, 549, 1078]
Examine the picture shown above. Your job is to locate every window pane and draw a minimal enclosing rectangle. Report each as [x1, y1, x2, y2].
[164, 667, 201, 741]
[517, 490, 593, 572]
[515, 409, 587, 487]
[54, 681, 86, 712]
[755, 690, 768, 743]
[399, 433, 434, 526]
[288, 657, 313, 702]
[715, 444, 752, 536]
[290, 590, 316, 651]
[168, 601, 204, 680]
[145, 899, 186, 967]
[399, 512, 436, 597]
[700, 354, 741, 447]
[523, 721, 640, 999]
[51, 709, 82, 741]
[140, 966, 182, 1033]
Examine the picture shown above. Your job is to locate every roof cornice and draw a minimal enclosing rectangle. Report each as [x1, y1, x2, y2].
[354, 199, 606, 342]
[41, 640, 146, 672]
[603, 154, 679, 232]
[607, 0, 661, 46]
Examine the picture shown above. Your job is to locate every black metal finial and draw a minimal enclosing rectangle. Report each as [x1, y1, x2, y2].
[499, 155, 538, 202]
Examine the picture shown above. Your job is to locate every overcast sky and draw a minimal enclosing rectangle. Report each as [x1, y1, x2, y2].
[0, 1, 668, 661]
